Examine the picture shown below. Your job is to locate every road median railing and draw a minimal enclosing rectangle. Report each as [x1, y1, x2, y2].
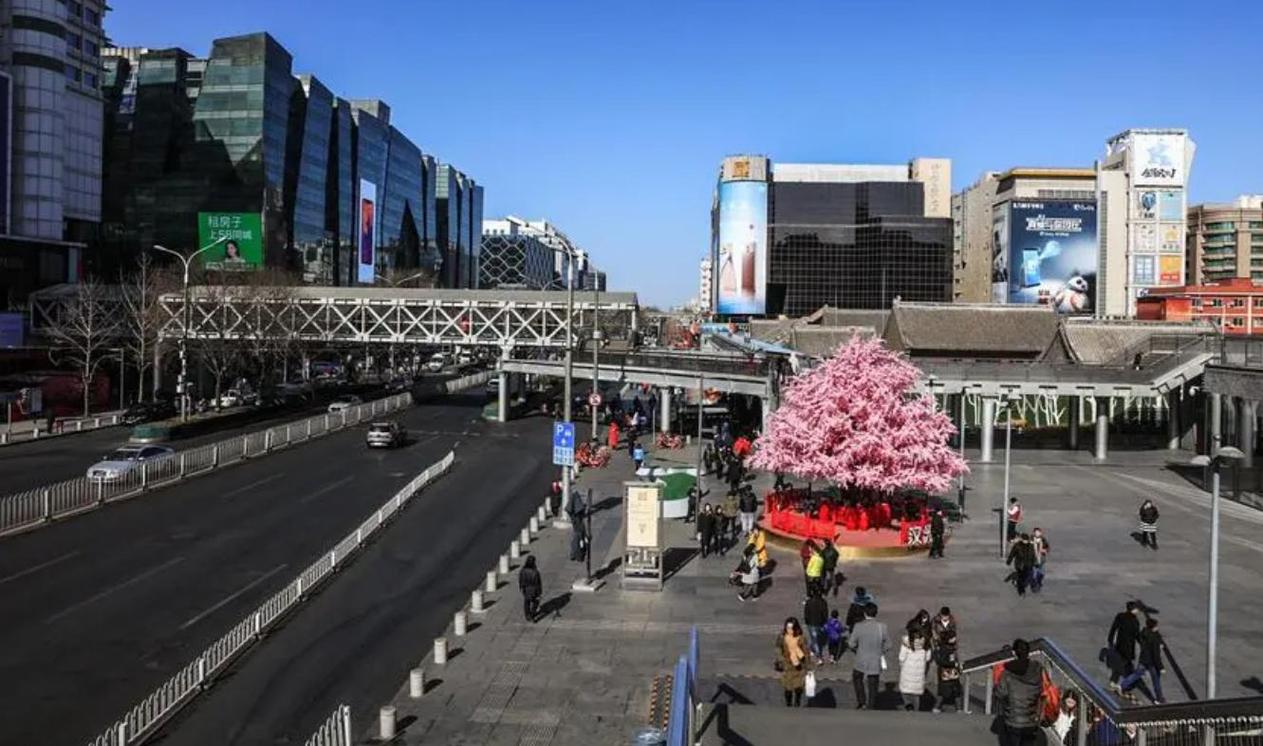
[303, 704, 352, 746]
[86, 450, 456, 746]
[0, 393, 412, 538]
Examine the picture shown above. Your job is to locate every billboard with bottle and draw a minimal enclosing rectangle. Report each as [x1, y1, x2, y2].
[1008, 200, 1098, 314]
[715, 180, 767, 315]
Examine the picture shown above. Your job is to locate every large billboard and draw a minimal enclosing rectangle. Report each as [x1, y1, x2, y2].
[357, 179, 377, 283]
[1007, 200, 1098, 313]
[715, 180, 767, 315]
[1131, 133, 1187, 187]
[197, 212, 263, 269]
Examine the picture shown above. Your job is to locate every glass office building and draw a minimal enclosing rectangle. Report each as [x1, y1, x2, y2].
[382, 125, 424, 275]
[436, 163, 461, 286]
[328, 99, 355, 285]
[288, 75, 334, 283]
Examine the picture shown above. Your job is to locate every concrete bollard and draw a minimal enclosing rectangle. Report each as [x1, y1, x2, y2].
[510, 540, 521, 559]
[434, 637, 448, 664]
[409, 668, 425, 698]
[499, 554, 510, 575]
[529, 515, 540, 534]
[520, 527, 531, 546]
[485, 570, 497, 593]
[543, 500, 552, 518]
[537, 505, 547, 523]
[454, 610, 467, 637]
[471, 589, 485, 613]
[379, 706, 397, 739]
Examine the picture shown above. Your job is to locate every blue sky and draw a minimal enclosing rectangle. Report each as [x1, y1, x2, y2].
[110, 0, 1263, 308]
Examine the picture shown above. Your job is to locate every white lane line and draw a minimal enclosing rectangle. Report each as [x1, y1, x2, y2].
[223, 472, 285, 498]
[0, 551, 81, 586]
[177, 563, 289, 631]
[299, 475, 355, 504]
[46, 555, 186, 623]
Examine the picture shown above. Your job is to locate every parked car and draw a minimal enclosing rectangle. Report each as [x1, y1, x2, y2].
[217, 389, 244, 408]
[86, 445, 175, 482]
[327, 394, 363, 413]
[121, 400, 177, 425]
[365, 421, 405, 448]
[457, 352, 474, 366]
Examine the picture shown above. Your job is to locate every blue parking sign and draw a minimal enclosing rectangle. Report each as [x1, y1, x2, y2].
[552, 422, 575, 466]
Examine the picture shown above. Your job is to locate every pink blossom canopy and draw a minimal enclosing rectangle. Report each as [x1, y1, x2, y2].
[750, 336, 967, 494]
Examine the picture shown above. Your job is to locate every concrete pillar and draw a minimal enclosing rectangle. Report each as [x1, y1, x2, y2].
[761, 396, 772, 436]
[1210, 392, 1223, 454]
[1095, 397, 1109, 461]
[1167, 389, 1181, 451]
[497, 370, 509, 423]
[980, 398, 997, 463]
[1068, 396, 1080, 450]
[660, 388, 672, 434]
[1242, 400, 1256, 468]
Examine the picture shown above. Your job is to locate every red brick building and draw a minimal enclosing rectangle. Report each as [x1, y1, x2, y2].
[1136, 278, 1263, 335]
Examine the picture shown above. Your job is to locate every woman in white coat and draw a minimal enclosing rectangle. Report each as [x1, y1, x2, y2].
[898, 631, 932, 711]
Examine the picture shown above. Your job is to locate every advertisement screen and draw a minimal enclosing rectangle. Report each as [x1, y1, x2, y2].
[197, 212, 264, 269]
[715, 180, 767, 315]
[1159, 255, 1182, 286]
[1008, 200, 1098, 313]
[358, 179, 377, 283]
[1132, 133, 1187, 187]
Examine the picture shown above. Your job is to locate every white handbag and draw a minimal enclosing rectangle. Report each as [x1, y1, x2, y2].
[804, 671, 817, 698]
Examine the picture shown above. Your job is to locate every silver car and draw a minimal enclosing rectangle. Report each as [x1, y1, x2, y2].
[366, 421, 405, 448]
[87, 445, 175, 482]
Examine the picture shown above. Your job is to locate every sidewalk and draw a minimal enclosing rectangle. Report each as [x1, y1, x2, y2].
[0, 410, 125, 445]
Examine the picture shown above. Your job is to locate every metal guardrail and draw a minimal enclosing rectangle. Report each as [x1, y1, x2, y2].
[86, 450, 456, 746]
[961, 637, 1263, 745]
[0, 412, 124, 446]
[304, 704, 352, 746]
[666, 626, 700, 746]
[0, 393, 412, 538]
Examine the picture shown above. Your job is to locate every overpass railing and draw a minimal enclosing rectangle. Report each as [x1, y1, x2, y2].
[0, 393, 411, 538]
[87, 451, 456, 746]
[575, 350, 771, 380]
[961, 637, 1263, 745]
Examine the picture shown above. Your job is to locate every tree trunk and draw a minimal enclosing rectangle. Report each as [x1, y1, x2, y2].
[82, 374, 90, 417]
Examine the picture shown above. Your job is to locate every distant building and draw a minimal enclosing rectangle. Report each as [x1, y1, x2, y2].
[479, 219, 554, 289]
[1185, 196, 1263, 285]
[1136, 278, 1263, 335]
[698, 256, 712, 309]
[0, 0, 110, 306]
[711, 154, 953, 317]
[483, 215, 590, 289]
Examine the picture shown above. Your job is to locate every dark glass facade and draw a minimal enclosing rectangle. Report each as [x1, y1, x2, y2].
[767, 181, 952, 316]
[382, 126, 423, 274]
[328, 98, 354, 285]
[435, 164, 461, 286]
[287, 75, 333, 283]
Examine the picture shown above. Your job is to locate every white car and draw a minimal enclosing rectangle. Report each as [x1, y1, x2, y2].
[87, 445, 175, 482]
[327, 395, 362, 413]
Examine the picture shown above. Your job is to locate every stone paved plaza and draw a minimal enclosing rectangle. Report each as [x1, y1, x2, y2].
[370, 440, 1263, 744]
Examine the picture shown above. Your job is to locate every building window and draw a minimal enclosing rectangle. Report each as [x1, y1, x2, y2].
[1234, 298, 1246, 307]
[1192, 298, 1202, 307]
[84, 72, 97, 88]
[1233, 317, 1245, 327]
[85, 8, 100, 25]
[64, 64, 81, 82]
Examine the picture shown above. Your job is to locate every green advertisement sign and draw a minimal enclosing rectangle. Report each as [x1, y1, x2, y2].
[197, 212, 263, 269]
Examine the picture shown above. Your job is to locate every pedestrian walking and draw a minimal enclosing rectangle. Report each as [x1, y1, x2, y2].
[1006, 497, 1023, 543]
[848, 602, 890, 710]
[820, 538, 841, 597]
[632, 443, 646, 472]
[803, 589, 829, 664]
[747, 526, 768, 569]
[928, 509, 946, 558]
[1030, 527, 1051, 593]
[568, 499, 587, 562]
[736, 546, 761, 601]
[1119, 617, 1166, 703]
[1005, 533, 1036, 597]
[906, 609, 932, 646]
[996, 638, 1046, 746]
[518, 555, 543, 622]
[1053, 690, 1081, 745]
[1138, 500, 1160, 550]
[738, 486, 758, 535]
[1107, 601, 1142, 691]
[845, 586, 875, 634]
[933, 636, 962, 713]
[775, 617, 812, 707]
[720, 490, 740, 548]
[825, 609, 846, 663]
[804, 542, 825, 597]
[697, 503, 718, 558]
[898, 631, 931, 711]
[931, 607, 958, 652]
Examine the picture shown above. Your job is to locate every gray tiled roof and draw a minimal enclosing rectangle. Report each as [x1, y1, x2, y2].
[884, 302, 1059, 356]
[788, 327, 875, 358]
[1053, 318, 1217, 365]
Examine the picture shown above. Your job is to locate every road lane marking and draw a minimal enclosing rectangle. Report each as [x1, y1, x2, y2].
[223, 472, 285, 499]
[0, 551, 81, 586]
[299, 475, 355, 504]
[177, 563, 289, 630]
[46, 555, 186, 623]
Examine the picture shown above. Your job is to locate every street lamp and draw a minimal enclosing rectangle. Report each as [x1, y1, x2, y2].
[152, 237, 228, 421]
[999, 393, 1015, 560]
[1189, 445, 1243, 709]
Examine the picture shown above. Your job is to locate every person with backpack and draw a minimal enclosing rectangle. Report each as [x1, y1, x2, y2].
[1006, 533, 1037, 597]
[995, 638, 1046, 745]
[1030, 527, 1051, 593]
[845, 587, 876, 634]
[738, 486, 758, 535]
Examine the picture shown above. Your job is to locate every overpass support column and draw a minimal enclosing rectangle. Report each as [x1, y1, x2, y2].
[1209, 392, 1223, 454]
[660, 388, 672, 434]
[1167, 389, 1181, 451]
[1068, 396, 1080, 450]
[1094, 397, 1109, 461]
[497, 371, 509, 423]
[980, 398, 997, 463]
[1242, 399, 1256, 468]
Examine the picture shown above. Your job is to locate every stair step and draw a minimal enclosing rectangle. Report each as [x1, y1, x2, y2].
[697, 703, 1008, 746]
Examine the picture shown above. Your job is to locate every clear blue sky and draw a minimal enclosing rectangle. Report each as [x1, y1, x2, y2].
[109, 0, 1263, 308]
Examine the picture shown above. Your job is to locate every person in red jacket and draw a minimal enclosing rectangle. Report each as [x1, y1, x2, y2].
[733, 434, 752, 459]
[607, 419, 620, 450]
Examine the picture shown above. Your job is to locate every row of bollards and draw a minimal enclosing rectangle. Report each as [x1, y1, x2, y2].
[382, 496, 553, 739]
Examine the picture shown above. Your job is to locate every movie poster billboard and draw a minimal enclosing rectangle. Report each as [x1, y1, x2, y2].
[357, 179, 377, 283]
[715, 180, 767, 315]
[1008, 200, 1098, 313]
[197, 212, 264, 269]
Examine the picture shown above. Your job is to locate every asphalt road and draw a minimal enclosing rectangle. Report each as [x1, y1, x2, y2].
[0, 392, 524, 745]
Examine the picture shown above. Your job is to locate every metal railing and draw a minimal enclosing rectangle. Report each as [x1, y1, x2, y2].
[0, 393, 412, 538]
[961, 637, 1263, 745]
[304, 704, 352, 746]
[666, 626, 700, 746]
[86, 450, 456, 746]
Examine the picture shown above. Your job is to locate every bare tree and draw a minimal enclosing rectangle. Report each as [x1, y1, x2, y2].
[119, 252, 176, 403]
[188, 283, 243, 411]
[43, 279, 120, 415]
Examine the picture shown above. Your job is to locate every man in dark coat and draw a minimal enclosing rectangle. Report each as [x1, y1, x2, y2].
[1120, 617, 1166, 703]
[996, 638, 1045, 745]
[518, 555, 543, 622]
[1107, 601, 1142, 690]
[1005, 534, 1036, 596]
[845, 587, 875, 634]
[697, 503, 718, 558]
[568, 498, 587, 562]
[928, 510, 946, 558]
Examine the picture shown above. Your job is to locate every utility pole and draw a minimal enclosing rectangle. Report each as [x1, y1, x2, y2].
[152, 236, 227, 421]
[591, 286, 601, 441]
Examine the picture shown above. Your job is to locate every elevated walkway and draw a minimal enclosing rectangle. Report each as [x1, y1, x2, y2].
[501, 350, 774, 398]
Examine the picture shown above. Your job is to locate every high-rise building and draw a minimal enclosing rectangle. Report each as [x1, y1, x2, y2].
[479, 228, 554, 289]
[711, 154, 953, 317]
[483, 215, 590, 289]
[950, 171, 998, 302]
[698, 256, 712, 309]
[1185, 196, 1263, 285]
[0, 0, 109, 306]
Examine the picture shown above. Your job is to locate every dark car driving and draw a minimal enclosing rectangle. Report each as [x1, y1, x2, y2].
[121, 400, 177, 425]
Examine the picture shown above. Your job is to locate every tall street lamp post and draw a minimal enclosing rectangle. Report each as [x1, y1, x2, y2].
[152, 237, 228, 422]
[1189, 444, 1243, 716]
[1000, 394, 1014, 560]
